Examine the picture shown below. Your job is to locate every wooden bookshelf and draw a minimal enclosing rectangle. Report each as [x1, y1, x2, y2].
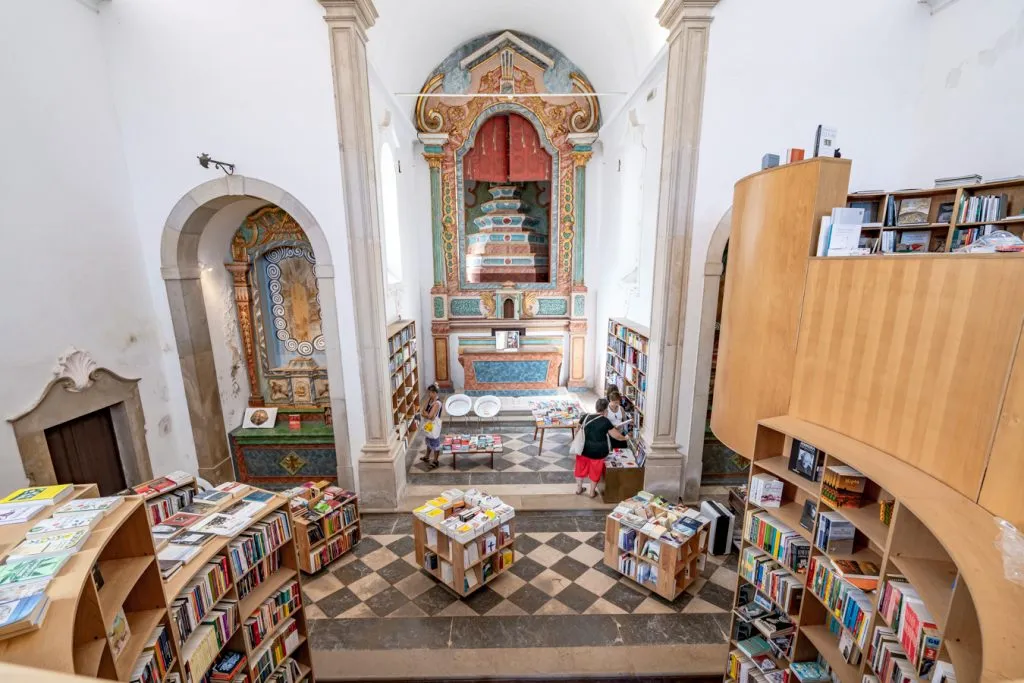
[412, 514, 515, 597]
[388, 319, 420, 449]
[292, 487, 361, 574]
[847, 176, 1024, 253]
[724, 419, 988, 683]
[602, 508, 708, 601]
[605, 318, 649, 461]
[0, 495, 171, 681]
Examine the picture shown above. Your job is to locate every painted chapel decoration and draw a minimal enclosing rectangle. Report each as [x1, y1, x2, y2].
[416, 30, 598, 390]
[227, 207, 329, 408]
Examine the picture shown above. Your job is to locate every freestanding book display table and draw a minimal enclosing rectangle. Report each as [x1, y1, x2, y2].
[603, 493, 710, 601]
[412, 490, 515, 597]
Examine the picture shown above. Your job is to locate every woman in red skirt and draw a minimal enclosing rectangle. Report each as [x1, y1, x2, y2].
[575, 398, 628, 498]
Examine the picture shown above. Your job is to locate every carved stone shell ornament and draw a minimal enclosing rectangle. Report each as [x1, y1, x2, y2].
[53, 347, 99, 392]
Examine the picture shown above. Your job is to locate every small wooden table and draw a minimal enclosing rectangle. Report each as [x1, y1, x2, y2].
[531, 422, 577, 455]
[442, 435, 503, 470]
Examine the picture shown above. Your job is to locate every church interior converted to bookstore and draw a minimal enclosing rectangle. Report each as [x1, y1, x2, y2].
[1, 0, 1023, 681]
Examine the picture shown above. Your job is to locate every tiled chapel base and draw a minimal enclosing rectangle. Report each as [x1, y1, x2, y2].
[459, 349, 563, 392]
[305, 498, 736, 680]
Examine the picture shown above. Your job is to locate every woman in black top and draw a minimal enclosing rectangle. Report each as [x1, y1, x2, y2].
[575, 398, 628, 498]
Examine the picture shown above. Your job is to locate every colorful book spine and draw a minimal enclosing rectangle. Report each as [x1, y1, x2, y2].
[228, 512, 292, 577]
[171, 557, 232, 644]
[745, 511, 810, 574]
[243, 581, 302, 651]
[807, 556, 873, 649]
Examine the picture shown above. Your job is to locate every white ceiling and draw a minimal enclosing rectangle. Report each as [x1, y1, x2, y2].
[366, 0, 668, 96]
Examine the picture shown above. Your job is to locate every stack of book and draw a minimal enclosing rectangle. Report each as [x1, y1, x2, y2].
[739, 546, 803, 613]
[744, 511, 810, 574]
[748, 474, 783, 508]
[210, 650, 246, 682]
[821, 465, 866, 508]
[874, 577, 940, 676]
[0, 485, 78, 528]
[170, 557, 232, 644]
[807, 555, 874, 649]
[789, 661, 831, 682]
[127, 471, 196, 525]
[814, 511, 855, 555]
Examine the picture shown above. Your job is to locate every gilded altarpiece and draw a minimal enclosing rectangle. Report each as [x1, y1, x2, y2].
[417, 31, 597, 391]
[226, 207, 337, 488]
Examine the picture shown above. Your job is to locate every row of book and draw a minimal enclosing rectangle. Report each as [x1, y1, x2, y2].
[748, 474, 784, 509]
[171, 556, 232, 644]
[807, 555, 874, 649]
[876, 576, 940, 675]
[243, 580, 302, 651]
[950, 224, 995, 250]
[251, 617, 302, 683]
[307, 528, 360, 573]
[322, 503, 358, 537]
[745, 511, 811, 575]
[868, 622, 941, 683]
[739, 546, 804, 614]
[228, 511, 292, 577]
[957, 192, 1011, 224]
[608, 321, 649, 354]
[129, 624, 175, 683]
[387, 326, 414, 358]
[238, 550, 283, 601]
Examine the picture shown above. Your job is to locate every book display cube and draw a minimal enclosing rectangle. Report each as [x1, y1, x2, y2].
[412, 490, 515, 597]
[603, 492, 710, 601]
[282, 481, 361, 574]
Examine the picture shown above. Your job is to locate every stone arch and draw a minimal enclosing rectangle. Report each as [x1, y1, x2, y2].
[160, 175, 354, 487]
[682, 208, 732, 496]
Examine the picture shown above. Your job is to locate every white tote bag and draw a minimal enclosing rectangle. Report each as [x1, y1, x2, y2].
[569, 415, 596, 456]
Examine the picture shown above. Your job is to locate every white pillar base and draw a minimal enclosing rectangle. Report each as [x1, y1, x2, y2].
[643, 441, 685, 501]
[357, 440, 407, 510]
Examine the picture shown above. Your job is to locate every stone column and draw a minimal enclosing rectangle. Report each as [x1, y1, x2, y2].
[643, 0, 718, 501]
[567, 135, 596, 390]
[318, 0, 404, 508]
[420, 134, 453, 389]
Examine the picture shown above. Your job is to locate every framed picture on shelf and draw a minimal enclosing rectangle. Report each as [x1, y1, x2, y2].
[242, 407, 278, 429]
[788, 440, 822, 482]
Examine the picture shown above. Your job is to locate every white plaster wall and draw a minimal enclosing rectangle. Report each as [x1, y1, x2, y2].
[0, 0, 189, 484]
[98, 0, 368, 466]
[907, 0, 1024, 183]
[591, 58, 668, 386]
[196, 200, 265, 440]
[673, 0, 932, 462]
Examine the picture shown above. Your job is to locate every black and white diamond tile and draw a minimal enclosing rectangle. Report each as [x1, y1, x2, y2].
[302, 514, 738, 621]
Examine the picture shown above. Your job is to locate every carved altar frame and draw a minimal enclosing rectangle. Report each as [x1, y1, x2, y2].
[416, 31, 598, 390]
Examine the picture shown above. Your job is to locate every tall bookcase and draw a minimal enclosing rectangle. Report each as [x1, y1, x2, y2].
[847, 176, 1024, 253]
[725, 419, 981, 683]
[388, 320, 420, 447]
[605, 318, 649, 460]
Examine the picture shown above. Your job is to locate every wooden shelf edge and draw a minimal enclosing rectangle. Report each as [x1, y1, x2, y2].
[72, 638, 107, 678]
[97, 556, 154, 626]
[800, 624, 859, 683]
[114, 608, 166, 679]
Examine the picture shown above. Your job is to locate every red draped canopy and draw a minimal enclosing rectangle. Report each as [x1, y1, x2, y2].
[464, 113, 551, 183]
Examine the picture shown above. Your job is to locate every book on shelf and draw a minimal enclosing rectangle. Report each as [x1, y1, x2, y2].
[159, 543, 202, 565]
[54, 496, 123, 517]
[897, 198, 931, 225]
[0, 591, 50, 640]
[131, 624, 174, 683]
[744, 510, 810, 574]
[159, 559, 184, 580]
[799, 500, 817, 532]
[753, 612, 794, 639]
[789, 661, 830, 682]
[737, 635, 772, 659]
[832, 559, 880, 591]
[7, 529, 90, 561]
[25, 511, 103, 538]
[210, 650, 247, 681]
[739, 546, 803, 614]
[108, 607, 132, 660]
[0, 553, 71, 586]
[0, 504, 45, 526]
[814, 510, 855, 555]
[821, 465, 866, 508]
[0, 485, 74, 508]
[748, 473, 783, 508]
[195, 490, 231, 505]
[808, 556, 873, 649]
[190, 513, 252, 537]
[215, 481, 251, 499]
[788, 440, 823, 483]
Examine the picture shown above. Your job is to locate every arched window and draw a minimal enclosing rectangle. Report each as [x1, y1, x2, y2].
[380, 143, 403, 284]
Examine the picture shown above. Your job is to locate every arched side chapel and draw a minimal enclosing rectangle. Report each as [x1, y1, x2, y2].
[160, 176, 356, 489]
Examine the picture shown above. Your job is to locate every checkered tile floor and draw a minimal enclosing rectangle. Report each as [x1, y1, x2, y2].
[407, 426, 577, 485]
[302, 510, 738, 643]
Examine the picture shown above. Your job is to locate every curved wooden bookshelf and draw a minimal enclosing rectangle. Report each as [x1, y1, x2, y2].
[0, 495, 166, 680]
[714, 158, 1024, 683]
